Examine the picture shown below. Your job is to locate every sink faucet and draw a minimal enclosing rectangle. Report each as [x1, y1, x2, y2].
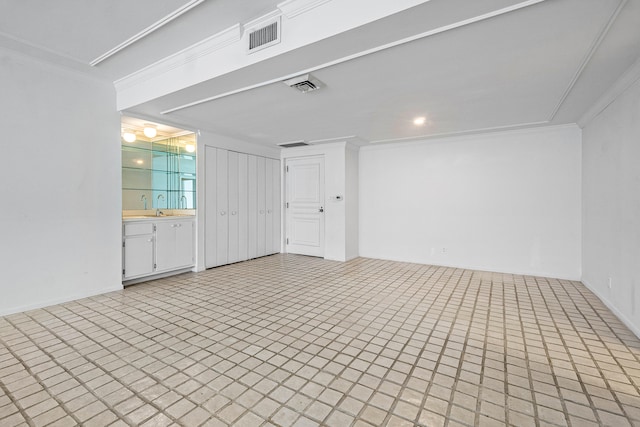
[180, 195, 187, 209]
[140, 194, 147, 210]
[156, 194, 165, 216]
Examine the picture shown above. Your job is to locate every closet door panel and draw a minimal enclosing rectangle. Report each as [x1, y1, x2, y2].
[265, 159, 274, 255]
[238, 153, 249, 261]
[216, 149, 228, 266]
[204, 147, 217, 268]
[247, 155, 258, 259]
[228, 151, 239, 264]
[257, 156, 266, 257]
[272, 159, 281, 254]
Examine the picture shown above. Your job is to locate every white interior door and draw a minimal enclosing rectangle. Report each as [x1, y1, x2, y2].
[216, 148, 228, 266]
[228, 151, 239, 263]
[257, 156, 266, 257]
[205, 147, 217, 268]
[285, 156, 325, 257]
[271, 158, 281, 254]
[238, 153, 249, 261]
[247, 155, 258, 259]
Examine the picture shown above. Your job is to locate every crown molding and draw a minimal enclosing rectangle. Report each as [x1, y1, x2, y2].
[547, 0, 627, 122]
[90, 0, 205, 66]
[115, 24, 242, 92]
[277, 0, 331, 19]
[243, 9, 282, 31]
[578, 54, 640, 127]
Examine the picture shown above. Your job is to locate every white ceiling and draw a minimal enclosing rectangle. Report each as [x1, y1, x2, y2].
[2, 0, 639, 147]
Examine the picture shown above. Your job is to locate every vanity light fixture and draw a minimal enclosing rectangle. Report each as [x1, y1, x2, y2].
[122, 131, 136, 143]
[413, 116, 427, 126]
[143, 124, 157, 138]
[185, 143, 196, 153]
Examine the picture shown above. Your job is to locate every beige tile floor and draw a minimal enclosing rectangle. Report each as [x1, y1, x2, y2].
[2, 255, 640, 427]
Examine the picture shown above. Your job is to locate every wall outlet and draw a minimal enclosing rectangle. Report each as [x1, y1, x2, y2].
[608, 277, 613, 289]
[441, 247, 447, 254]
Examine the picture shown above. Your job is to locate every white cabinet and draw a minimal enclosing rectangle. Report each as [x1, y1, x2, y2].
[123, 217, 195, 282]
[205, 148, 281, 268]
[123, 222, 154, 280]
[156, 219, 195, 272]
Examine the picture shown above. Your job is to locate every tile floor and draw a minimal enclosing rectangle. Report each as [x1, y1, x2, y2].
[2, 255, 640, 427]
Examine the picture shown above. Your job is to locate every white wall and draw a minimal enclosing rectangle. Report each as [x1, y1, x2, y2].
[0, 47, 122, 316]
[345, 145, 359, 261]
[582, 77, 640, 336]
[360, 125, 582, 279]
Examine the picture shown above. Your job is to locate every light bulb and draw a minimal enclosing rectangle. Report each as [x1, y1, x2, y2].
[143, 125, 157, 138]
[185, 144, 196, 153]
[413, 116, 426, 126]
[122, 131, 136, 143]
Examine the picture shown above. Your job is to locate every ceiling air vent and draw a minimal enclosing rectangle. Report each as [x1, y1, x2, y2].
[283, 74, 324, 93]
[278, 141, 309, 148]
[247, 18, 281, 53]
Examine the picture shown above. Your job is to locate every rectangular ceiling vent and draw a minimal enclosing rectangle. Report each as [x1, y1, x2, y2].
[283, 73, 324, 93]
[278, 141, 309, 148]
[247, 18, 281, 53]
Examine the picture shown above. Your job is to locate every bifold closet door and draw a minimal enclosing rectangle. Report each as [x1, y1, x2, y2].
[216, 149, 228, 266]
[227, 151, 239, 264]
[247, 155, 258, 260]
[238, 153, 249, 261]
[205, 147, 217, 268]
[270, 159, 281, 254]
[256, 156, 267, 257]
[265, 160, 274, 254]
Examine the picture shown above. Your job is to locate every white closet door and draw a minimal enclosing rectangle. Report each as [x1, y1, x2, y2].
[228, 151, 239, 264]
[257, 156, 266, 257]
[265, 159, 274, 255]
[247, 155, 258, 259]
[271, 159, 281, 254]
[216, 148, 228, 266]
[238, 153, 249, 261]
[205, 147, 217, 268]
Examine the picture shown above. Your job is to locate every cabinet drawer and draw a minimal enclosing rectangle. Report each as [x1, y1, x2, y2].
[124, 222, 154, 236]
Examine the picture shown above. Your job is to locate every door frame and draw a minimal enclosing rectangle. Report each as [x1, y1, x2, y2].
[284, 154, 326, 257]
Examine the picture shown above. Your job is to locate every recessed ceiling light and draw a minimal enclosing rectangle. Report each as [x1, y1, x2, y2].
[135, 159, 144, 165]
[185, 144, 196, 153]
[413, 116, 426, 126]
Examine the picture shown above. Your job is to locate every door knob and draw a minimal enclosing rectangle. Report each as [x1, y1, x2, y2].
[319, 206, 324, 213]
[220, 211, 226, 216]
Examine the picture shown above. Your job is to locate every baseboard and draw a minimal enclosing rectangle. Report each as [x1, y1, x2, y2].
[581, 279, 640, 339]
[0, 284, 124, 318]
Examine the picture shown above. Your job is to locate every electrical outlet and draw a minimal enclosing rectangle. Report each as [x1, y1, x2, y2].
[441, 247, 447, 254]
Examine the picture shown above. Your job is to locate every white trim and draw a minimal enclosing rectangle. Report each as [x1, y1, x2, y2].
[581, 279, 640, 339]
[578, 55, 640, 127]
[115, 24, 242, 91]
[243, 9, 283, 30]
[309, 135, 368, 146]
[0, 285, 123, 318]
[160, 0, 545, 115]
[90, 0, 205, 66]
[277, 0, 331, 19]
[368, 121, 551, 145]
[547, 0, 627, 122]
[360, 123, 580, 152]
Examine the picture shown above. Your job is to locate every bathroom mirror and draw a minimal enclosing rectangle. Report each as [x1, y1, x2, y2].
[122, 133, 197, 211]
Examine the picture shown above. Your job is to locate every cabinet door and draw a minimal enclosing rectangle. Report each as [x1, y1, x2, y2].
[155, 221, 175, 272]
[216, 149, 228, 266]
[205, 147, 217, 268]
[238, 153, 249, 261]
[247, 155, 258, 259]
[123, 235, 154, 279]
[257, 156, 266, 257]
[265, 159, 274, 255]
[271, 159, 281, 254]
[174, 220, 194, 268]
[156, 220, 194, 272]
[228, 151, 239, 264]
